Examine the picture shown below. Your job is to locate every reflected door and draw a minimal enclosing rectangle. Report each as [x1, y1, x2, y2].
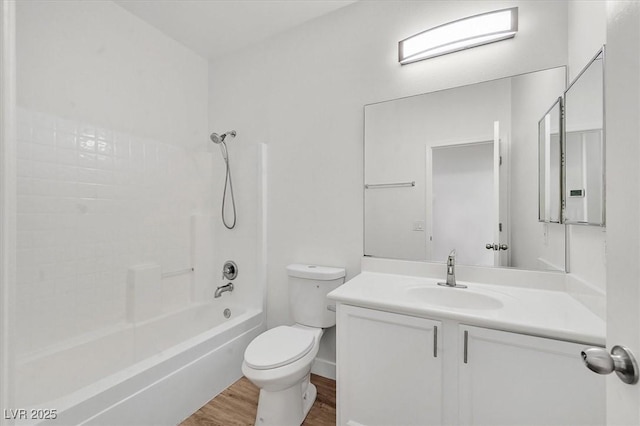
[430, 141, 494, 266]
[428, 122, 507, 267]
[493, 121, 509, 267]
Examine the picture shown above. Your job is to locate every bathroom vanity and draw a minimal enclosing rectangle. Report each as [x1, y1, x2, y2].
[328, 267, 606, 426]
[352, 44, 610, 426]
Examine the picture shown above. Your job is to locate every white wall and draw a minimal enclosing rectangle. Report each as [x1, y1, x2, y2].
[209, 0, 568, 367]
[14, 0, 210, 401]
[17, 0, 208, 150]
[566, 0, 607, 293]
[568, 1, 607, 82]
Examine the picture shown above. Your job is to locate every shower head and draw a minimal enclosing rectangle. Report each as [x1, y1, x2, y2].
[210, 130, 237, 144]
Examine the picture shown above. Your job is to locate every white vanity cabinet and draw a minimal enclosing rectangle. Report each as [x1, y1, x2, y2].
[336, 304, 443, 426]
[459, 325, 605, 426]
[336, 304, 605, 426]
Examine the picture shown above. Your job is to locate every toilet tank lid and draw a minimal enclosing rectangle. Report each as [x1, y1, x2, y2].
[286, 264, 346, 280]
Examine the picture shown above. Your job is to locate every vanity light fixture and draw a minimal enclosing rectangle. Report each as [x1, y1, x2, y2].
[398, 7, 518, 65]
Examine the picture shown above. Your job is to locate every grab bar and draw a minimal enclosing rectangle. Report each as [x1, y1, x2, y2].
[161, 267, 194, 279]
[364, 181, 415, 189]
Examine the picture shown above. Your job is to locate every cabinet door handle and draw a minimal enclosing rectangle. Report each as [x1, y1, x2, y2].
[463, 330, 469, 364]
[434, 326, 438, 358]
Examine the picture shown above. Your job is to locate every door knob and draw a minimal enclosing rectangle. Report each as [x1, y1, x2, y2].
[486, 243, 509, 251]
[581, 345, 639, 384]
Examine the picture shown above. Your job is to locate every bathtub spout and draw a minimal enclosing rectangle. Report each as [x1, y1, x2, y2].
[214, 283, 234, 298]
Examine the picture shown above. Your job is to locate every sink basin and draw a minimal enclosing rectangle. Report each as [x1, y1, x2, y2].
[406, 286, 503, 310]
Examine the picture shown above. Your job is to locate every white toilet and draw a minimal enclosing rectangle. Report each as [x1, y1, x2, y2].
[242, 263, 346, 426]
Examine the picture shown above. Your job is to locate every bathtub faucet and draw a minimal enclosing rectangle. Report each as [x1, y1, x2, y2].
[214, 283, 234, 298]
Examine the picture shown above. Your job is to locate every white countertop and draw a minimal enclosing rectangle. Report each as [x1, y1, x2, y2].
[328, 271, 605, 346]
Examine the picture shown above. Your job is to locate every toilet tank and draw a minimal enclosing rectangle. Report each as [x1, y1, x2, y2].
[287, 264, 346, 328]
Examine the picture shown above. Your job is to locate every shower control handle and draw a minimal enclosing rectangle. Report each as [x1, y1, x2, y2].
[222, 261, 238, 280]
[581, 346, 639, 384]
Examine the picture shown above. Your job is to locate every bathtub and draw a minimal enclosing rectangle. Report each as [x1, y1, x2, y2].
[14, 303, 264, 425]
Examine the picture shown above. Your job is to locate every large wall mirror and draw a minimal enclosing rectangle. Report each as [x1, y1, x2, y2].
[364, 66, 567, 272]
[564, 48, 605, 226]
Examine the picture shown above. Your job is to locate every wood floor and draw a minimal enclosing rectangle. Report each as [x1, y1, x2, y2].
[180, 374, 336, 426]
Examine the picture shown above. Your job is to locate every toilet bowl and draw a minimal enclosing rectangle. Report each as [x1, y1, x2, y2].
[242, 325, 323, 425]
[242, 264, 345, 426]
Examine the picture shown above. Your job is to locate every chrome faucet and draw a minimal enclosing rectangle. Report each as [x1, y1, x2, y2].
[214, 283, 234, 298]
[438, 249, 467, 288]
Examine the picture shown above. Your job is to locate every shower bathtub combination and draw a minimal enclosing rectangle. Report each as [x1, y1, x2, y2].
[1, 3, 272, 425]
[7, 108, 267, 425]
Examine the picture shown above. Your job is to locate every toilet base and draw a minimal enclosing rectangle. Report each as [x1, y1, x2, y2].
[254, 377, 317, 426]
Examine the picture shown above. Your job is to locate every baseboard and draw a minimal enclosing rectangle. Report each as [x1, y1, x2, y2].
[311, 357, 336, 380]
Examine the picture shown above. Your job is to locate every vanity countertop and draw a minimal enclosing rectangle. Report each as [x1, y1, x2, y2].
[328, 271, 605, 346]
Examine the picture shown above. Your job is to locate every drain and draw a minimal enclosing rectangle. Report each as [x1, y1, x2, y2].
[223, 308, 231, 319]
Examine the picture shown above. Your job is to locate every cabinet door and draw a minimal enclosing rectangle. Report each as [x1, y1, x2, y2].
[459, 325, 605, 426]
[337, 305, 442, 426]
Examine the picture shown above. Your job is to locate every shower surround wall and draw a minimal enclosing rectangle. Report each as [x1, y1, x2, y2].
[15, 0, 211, 405]
[15, 109, 210, 352]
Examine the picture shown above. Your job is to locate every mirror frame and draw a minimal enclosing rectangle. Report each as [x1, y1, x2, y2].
[363, 66, 568, 273]
[538, 96, 564, 224]
[562, 46, 606, 226]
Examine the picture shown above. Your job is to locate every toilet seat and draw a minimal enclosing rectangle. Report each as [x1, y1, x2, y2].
[244, 326, 315, 370]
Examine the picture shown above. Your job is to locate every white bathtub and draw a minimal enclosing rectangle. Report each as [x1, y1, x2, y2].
[14, 303, 264, 425]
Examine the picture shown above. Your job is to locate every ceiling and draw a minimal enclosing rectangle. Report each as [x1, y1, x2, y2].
[114, 0, 356, 60]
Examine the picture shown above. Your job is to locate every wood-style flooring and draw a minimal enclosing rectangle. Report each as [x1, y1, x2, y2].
[180, 374, 336, 426]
